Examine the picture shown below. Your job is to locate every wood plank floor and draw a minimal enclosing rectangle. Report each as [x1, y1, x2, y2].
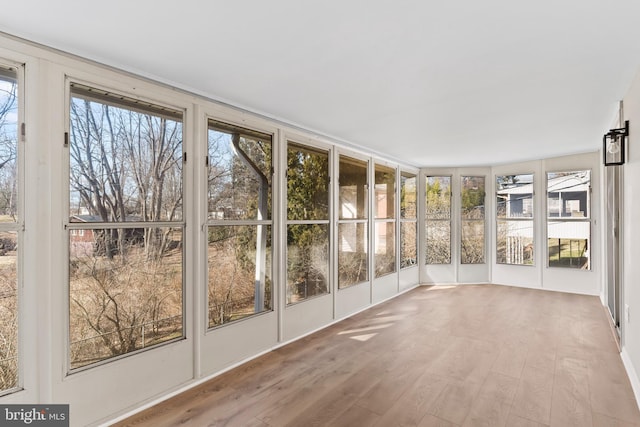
[113, 284, 640, 427]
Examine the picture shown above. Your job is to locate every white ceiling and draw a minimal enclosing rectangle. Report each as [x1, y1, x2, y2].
[2, 0, 640, 167]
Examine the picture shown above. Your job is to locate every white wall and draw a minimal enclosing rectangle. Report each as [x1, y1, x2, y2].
[621, 69, 640, 403]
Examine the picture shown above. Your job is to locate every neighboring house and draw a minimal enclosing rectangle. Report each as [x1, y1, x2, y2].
[69, 214, 144, 257]
[547, 172, 590, 218]
[69, 215, 101, 257]
[496, 177, 534, 218]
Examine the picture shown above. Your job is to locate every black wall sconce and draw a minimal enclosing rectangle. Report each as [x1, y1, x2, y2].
[603, 120, 629, 166]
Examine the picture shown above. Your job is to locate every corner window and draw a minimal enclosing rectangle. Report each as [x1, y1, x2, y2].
[207, 120, 273, 326]
[286, 142, 329, 304]
[426, 176, 451, 264]
[338, 155, 368, 288]
[0, 65, 19, 391]
[547, 170, 591, 269]
[374, 164, 396, 277]
[400, 172, 417, 269]
[68, 83, 184, 370]
[460, 176, 486, 264]
[496, 174, 534, 265]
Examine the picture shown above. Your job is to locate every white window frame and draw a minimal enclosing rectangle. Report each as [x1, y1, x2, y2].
[64, 80, 187, 372]
[546, 169, 592, 270]
[0, 61, 24, 395]
[400, 171, 417, 269]
[495, 173, 535, 266]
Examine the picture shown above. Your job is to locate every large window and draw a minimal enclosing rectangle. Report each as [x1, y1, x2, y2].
[496, 174, 534, 265]
[426, 176, 451, 264]
[400, 172, 417, 269]
[338, 156, 368, 288]
[286, 142, 329, 304]
[207, 121, 273, 326]
[374, 164, 396, 277]
[68, 84, 184, 370]
[547, 170, 591, 269]
[460, 176, 485, 264]
[0, 66, 19, 390]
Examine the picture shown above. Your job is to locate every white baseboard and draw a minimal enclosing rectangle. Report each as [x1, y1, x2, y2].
[621, 347, 640, 411]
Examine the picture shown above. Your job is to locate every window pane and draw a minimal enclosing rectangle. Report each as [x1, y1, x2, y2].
[0, 71, 18, 223]
[496, 174, 534, 218]
[496, 174, 534, 266]
[287, 224, 329, 304]
[375, 222, 395, 277]
[375, 165, 395, 219]
[426, 220, 451, 264]
[208, 123, 272, 221]
[461, 220, 485, 264]
[460, 176, 485, 265]
[69, 92, 183, 222]
[547, 171, 590, 218]
[547, 224, 590, 269]
[338, 222, 368, 288]
[287, 143, 329, 221]
[426, 176, 451, 265]
[497, 220, 534, 265]
[208, 225, 272, 327]
[547, 170, 591, 270]
[400, 173, 416, 220]
[69, 227, 183, 369]
[0, 231, 17, 389]
[461, 176, 485, 220]
[0, 69, 18, 392]
[400, 222, 417, 269]
[426, 176, 451, 220]
[339, 156, 368, 220]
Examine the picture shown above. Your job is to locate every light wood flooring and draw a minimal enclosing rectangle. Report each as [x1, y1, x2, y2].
[114, 284, 640, 427]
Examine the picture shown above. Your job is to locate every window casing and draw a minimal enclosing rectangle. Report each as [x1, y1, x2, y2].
[547, 170, 591, 269]
[67, 83, 185, 370]
[426, 176, 451, 264]
[374, 164, 396, 277]
[286, 142, 330, 304]
[207, 120, 273, 326]
[0, 65, 20, 392]
[496, 174, 534, 265]
[400, 172, 417, 269]
[338, 155, 368, 288]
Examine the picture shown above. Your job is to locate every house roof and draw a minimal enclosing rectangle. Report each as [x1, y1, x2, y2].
[497, 171, 590, 194]
[70, 215, 102, 223]
[70, 214, 143, 223]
